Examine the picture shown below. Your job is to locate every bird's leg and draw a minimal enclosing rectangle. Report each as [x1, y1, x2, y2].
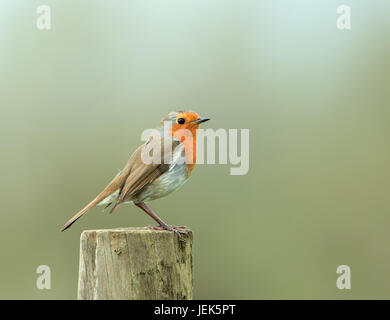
[135, 202, 186, 235]
[135, 202, 167, 226]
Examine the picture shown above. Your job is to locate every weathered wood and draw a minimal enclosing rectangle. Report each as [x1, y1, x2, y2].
[77, 227, 193, 300]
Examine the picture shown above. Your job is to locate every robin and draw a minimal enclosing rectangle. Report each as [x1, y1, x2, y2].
[60, 111, 210, 234]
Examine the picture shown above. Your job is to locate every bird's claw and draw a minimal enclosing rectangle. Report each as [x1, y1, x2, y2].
[146, 224, 187, 236]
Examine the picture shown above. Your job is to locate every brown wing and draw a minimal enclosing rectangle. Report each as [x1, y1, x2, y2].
[109, 136, 181, 213]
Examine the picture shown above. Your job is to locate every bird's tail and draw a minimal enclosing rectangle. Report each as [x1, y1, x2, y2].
[60, 174, 124, 232]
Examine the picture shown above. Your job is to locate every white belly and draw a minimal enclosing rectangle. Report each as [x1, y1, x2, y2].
[133, 162, 189, 202]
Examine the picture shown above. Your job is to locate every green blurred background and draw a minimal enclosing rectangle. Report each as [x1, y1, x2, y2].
[1, 0, 390, 299]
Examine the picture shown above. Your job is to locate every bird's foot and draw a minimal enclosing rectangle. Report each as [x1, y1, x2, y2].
[146, 224, 187, 236]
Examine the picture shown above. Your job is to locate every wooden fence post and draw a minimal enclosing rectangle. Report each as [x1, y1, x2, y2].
[77, 227, 193, 300]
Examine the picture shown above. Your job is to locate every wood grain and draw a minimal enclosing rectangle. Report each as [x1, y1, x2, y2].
[77, 227, 193, 300]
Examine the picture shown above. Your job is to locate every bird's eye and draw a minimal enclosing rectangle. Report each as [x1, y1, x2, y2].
[177, 118, 185, 125]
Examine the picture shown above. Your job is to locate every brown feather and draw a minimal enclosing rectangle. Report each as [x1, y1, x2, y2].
[60, 160, 132, 231]
[61, 136, 181, 230]
[109, 137, 181, 213]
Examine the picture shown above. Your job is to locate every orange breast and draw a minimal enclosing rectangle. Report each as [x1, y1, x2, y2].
[170, 125, 199, 177]
[182, 129, 197, 176]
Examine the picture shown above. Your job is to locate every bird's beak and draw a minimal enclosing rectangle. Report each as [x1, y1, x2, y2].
[192, 117, 210, 125]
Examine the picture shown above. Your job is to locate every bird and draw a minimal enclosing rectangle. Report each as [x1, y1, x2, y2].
[60, 111, 210, 234]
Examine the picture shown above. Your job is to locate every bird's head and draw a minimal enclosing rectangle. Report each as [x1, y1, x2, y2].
[158, 111, 210, 141]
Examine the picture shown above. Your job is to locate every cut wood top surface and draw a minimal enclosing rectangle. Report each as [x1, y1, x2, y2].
[80, 226, 193, 234]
